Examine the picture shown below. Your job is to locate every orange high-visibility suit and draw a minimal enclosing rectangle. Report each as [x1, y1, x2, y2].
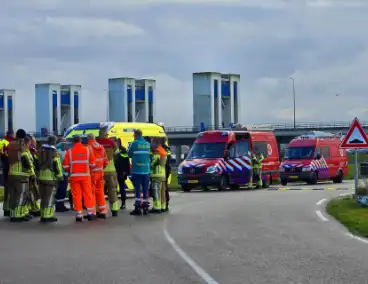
[62, 142, 96, 218]
[87, 140, 108, 215]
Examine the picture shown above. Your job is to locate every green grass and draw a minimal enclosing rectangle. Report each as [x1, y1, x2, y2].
[327, 196, 368, 238]
[169, 173, 180, 190]
[0, 187, 3, 202]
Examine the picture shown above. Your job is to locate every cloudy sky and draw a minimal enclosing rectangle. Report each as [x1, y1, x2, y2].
[1, 0, 368, 131]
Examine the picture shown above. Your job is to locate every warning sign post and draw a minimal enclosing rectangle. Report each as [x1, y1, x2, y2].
[340, 117, 368, 193]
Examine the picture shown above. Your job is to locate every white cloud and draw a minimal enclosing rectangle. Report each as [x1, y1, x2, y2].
[1, 0, 368, 133]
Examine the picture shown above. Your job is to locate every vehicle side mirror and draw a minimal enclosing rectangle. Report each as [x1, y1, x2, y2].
[315, 154, 321, 160]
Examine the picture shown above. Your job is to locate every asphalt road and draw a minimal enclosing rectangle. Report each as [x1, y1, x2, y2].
[1, 180, 367, 284]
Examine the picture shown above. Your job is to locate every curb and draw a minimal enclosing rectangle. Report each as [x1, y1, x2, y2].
[321, 194, 368, 245]
[268, 187, 351, 191]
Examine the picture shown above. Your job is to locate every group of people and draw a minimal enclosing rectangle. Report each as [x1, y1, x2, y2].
[0, 127, 172, 223]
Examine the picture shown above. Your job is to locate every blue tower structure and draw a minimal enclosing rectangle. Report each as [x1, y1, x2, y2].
[193, 72, 240, 129]
[35, 83, 80, 135]
[0, 89, 14, 134]
[108, 77, 155, 123]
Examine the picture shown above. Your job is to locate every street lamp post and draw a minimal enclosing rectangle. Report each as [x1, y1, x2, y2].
[290, 77, 296, 129]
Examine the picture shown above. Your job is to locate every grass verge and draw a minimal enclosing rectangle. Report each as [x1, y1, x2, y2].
[0, 186, 3, 202]
[327, 196, 368, 238]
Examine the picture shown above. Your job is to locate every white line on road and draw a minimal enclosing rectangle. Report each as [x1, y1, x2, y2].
[163, 201, 219, 284]
[340, 192, 353, 197]
[316, 198, 327, 205]
[163, 227, 219, 284]
[316, 210, 329, 222]
[346, 233, 368, 244]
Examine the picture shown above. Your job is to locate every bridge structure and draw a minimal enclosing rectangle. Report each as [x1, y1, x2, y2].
[165, 121, 368, 164]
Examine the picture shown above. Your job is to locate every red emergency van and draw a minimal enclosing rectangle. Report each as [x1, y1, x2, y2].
[178, 129, 280, 191]
[279, 132, 348, 186]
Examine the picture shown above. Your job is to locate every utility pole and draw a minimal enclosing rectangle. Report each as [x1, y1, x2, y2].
[290, 77, 296, 128]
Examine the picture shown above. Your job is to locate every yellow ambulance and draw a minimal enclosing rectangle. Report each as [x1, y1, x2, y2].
[64, 122, 171, 191]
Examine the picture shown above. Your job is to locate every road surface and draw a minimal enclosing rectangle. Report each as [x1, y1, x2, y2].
[1, 180, 367, 284]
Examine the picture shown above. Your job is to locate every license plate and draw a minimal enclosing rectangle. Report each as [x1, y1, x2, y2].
[187, 180, 198, 184]
[289, 176, 298, 179]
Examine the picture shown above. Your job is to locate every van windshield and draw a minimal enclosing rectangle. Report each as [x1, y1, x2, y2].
[284, 146, 315, 160]
[186, 142, 226, 159]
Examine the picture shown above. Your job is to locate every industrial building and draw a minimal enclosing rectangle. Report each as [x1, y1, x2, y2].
[108, 77, 155, 123]
[35, 83, 80, 135]
[193, 72, 240, 129]
[0, 89, 14, 133]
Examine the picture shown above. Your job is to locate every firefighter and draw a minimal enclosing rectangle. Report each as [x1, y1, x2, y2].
[162, 140, 171, 211]
[25, 135, 41, 217]
[1, 130, 13, 217]
[87, 134, 108, 219]
[150, 140, 167, 213]
[97, 127, 120, 216]
[128, 129, 151, 216]
[55, 141, 70, 212]
[249, 151, 264, 189]
[62, 135, 96, 222]
[38, 135, 63, 223]
[114, 138, 130, 210]
[7, 129, 35, 222]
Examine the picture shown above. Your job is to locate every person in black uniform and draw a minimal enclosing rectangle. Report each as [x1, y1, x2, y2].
[114, 138, 130, 209]
[162, 141, 171, 211]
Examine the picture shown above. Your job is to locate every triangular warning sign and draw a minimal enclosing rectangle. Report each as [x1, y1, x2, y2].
[340, 117, 368, 149]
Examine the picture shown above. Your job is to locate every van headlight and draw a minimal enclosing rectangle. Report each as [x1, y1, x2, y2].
[302, 166, 311, 172]
[206, 166, 216, 173]
[178, 166, 183, 174]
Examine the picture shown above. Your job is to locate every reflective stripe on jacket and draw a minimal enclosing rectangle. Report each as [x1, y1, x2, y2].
[39, 145, 63, 182]
[88, 140, 108, 173]
[62, 142, 96, 180]
[151, 151, 167, 181]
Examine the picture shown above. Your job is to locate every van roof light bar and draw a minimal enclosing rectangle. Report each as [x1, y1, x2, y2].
[297, 131, 342, 139]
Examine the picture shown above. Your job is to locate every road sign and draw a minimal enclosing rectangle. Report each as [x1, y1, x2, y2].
[340, 117, 368, 149]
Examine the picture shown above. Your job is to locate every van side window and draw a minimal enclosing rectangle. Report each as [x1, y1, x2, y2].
[321, 146, 330, 158]
[253, 141, 268, 158]
[229, 144, 237, 158]
[237, 141, 249, 156]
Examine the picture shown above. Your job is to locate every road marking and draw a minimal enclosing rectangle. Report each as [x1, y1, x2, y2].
[346, 233, 368, 244]
[163, 227, 219, 284]
[163, 201, 219, 284]
[316, 198, 327, 205]
[316, 210, 329, 222]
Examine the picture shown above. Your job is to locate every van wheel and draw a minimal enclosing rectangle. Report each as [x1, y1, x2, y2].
[217, 175, 229, 191]
[307, 172, 318, 185]
[281, 179, 288, 186]
[181, 185, 191, 192]
[230, 184, 240, 190]
[202, 186, 210, 191]
[333, 170, 344, 184]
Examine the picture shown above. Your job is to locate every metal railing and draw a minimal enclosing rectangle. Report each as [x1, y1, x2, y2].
[2, 121, 368, 138]
[165, 121, 368, 133]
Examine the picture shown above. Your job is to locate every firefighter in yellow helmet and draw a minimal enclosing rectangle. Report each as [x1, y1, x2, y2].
[249, 151, 264, 189]
[7, 129, 35, 222]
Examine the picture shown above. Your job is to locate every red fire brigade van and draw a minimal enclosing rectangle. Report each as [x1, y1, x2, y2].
[178, 129, 280, 191]
[279, 132, 348, 186]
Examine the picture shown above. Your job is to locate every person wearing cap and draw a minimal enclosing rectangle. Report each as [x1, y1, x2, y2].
[7, 129, 35, 222]
[96, 127, 120, 217]
[1, 130, 14, 217]
[128, 129, 151, 215]
[38, 135, 63, 223]
[24, 135, 41, 217]
[114, 138, 130, 210]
